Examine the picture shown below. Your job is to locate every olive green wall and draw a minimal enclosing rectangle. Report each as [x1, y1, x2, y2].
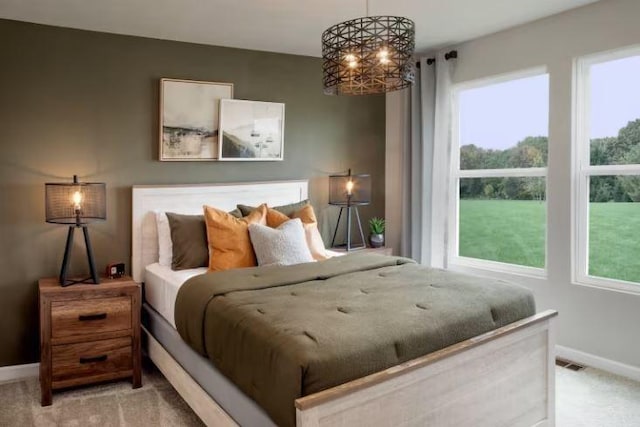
[0, 19, 385, 367]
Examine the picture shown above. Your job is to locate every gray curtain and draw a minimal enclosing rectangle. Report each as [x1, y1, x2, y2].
[399, 52, 455, 266]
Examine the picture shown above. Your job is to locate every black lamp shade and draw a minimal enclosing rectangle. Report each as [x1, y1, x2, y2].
[329, 170, 371, 206]
[45, 177, 106, 224]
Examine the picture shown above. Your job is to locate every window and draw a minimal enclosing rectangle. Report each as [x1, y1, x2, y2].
[575, 48, 640, 292]
[449, 70, 549, 274]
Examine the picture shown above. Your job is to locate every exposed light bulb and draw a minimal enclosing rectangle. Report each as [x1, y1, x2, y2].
[346, 180, 354, 195]
[344, 54, 358, 69]
[377, 48, 391, 64]
[72, 191, 82, 210]
[344, 53, 356, 62]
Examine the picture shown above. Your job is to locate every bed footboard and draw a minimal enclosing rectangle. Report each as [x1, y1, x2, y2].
[295, 310, 557, 427]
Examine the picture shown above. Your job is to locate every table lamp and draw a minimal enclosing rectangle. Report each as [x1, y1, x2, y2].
[45, 175, 106, 286]
[329, 169, 371, 251]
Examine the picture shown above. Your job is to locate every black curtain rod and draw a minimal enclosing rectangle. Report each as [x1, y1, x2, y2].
[416, 50, 458, 68]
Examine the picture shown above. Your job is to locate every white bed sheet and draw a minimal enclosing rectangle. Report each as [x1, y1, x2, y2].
[144, 263, 207, 328]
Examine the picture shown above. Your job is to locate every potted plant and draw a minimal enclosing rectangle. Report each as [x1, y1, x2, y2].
[368, 217, 385, 248]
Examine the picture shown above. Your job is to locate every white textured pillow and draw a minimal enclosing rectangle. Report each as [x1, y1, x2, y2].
[248, 219, 314, 266]
[155, 211, 173, 267]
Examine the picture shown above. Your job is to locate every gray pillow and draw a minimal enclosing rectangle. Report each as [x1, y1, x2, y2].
[248, 219, 314, 266]
[228, 208, 242, 219]
[237, 199, 309, 217]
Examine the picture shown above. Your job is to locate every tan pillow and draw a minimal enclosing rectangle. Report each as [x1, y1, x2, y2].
[204, 204, 267, 272]
[266, 208, 289, 228]
[292, 204, 318, 224]
[266, 205, 328, 260]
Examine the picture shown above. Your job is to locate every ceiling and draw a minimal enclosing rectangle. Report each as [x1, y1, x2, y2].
[0, 0, 599, 57]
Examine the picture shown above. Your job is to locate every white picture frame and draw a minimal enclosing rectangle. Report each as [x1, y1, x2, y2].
[159, 78, 233, 161]
[218, 99, 285, 161]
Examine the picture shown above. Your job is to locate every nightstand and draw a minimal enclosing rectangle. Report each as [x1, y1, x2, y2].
[331, 246, 393, 256]
[38, 276, 141, 406]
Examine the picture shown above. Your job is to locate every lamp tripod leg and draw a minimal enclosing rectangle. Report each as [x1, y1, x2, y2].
[331, 207, 344, 248]
[354, 207, 366, 248]
[83, 226, 100, 284]
[346, 206, 352, 251]
[59, 226, 75, 286]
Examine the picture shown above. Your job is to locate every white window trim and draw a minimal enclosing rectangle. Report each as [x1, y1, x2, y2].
[450, 256, 548, 279]
[447, 67, 549, 279]
[457, 167, 547, 178]
[573, 45, 640, 295]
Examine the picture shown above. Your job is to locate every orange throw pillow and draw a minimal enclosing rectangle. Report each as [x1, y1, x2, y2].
[266, 208, 290, 228]
[266, 205, 328, 261]
[204, 204, 267, 271]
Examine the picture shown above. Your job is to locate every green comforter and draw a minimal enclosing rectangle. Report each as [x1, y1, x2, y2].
[175, 253, 535, 427]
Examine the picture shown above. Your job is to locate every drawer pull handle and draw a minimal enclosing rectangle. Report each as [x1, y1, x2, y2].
[78, 313, 107, 321]
[79, 355, 108, 364]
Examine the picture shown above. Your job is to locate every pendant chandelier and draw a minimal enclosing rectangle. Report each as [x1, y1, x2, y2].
[322, 1, 415, 96]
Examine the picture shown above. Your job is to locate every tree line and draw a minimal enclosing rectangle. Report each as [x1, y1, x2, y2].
[460, 118, 640, 202]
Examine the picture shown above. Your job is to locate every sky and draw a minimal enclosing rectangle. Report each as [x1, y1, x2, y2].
[591, 55, 640, 139]
[459, 55, 640, 150]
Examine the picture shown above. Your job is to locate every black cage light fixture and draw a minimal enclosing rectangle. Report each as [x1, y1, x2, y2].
[329, 169, 371, 251]
[45, 175, 106, 286]
[322, 0, 415, 95]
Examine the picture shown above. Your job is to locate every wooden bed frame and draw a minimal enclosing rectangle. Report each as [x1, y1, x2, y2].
[132, 180, 558, 427]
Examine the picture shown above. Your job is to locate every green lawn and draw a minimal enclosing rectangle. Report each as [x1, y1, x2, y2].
[459, 200, 640, 283]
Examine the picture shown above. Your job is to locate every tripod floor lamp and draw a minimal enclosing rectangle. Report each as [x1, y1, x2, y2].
[45, 175, 106, 286]
[329, 169, 371, 251]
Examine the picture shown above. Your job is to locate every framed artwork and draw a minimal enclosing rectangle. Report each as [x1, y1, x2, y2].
[159, 78, 233, 161]
[218, 99, 285, 161]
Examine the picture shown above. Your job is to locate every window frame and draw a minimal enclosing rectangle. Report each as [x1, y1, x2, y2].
[573, 46, 640, 294]
[447, 67, 550, 278]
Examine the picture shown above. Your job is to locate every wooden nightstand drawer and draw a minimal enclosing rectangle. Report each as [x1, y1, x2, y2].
[52, 337, 132, 386]
[51, 296, 132, 340]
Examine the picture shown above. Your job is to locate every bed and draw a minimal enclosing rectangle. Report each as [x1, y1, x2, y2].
[132, 180, 558, 427]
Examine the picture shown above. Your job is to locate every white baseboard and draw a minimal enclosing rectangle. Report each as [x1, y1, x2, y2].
[0, 362, 39, 383]
[556, 345, 640, 382]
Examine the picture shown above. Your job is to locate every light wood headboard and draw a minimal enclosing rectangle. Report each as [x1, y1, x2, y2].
[131, 180, 308, 282]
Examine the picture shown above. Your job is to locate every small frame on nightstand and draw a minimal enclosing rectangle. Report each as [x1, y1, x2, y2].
[38, 276, 141, 406]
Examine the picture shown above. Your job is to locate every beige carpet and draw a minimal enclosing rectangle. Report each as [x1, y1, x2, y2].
[1, 362, 639, 426]
[556, 365, 640, 427]
[0, 360, 203, 427]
